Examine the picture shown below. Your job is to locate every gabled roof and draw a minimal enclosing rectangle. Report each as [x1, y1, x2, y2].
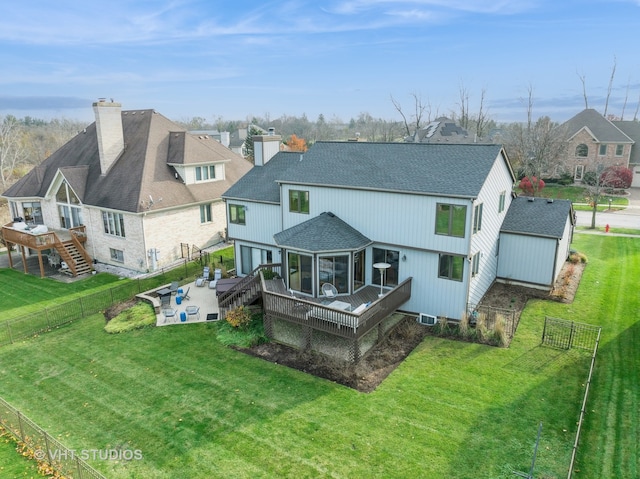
[274, 212, 371, 253]
[3, 109, 251, 213]
[224, 142, 512, 203]
[612, 120, 640, 164]
[501, 196, 573, 239]
[562, 109, 633, 143]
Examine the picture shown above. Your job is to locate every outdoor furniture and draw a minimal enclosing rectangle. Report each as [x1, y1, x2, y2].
[160, 295, 171, 308]
[195, 277, 205, 287]
[169, 281, 179, 294]
[186, 305, 200, 321]
[321, 283, 338, 299]
[215, 277, 243, 296]
[162, 308, 177, 323]
[203, 266, 210, 280]
[181, 287, 190, 300]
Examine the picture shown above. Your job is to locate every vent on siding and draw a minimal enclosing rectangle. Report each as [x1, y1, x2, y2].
[418, 313, 438, 326]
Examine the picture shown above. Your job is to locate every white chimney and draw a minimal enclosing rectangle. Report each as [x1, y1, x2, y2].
[253, 130, 281, 166]
[93, 99, 124, 175]
[220, 131, 230, 148]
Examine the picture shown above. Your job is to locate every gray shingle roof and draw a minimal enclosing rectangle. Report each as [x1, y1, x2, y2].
[274, 212, 371, 253]
[612, 120, 640, 165]
[2, 109, 252, 213]
[223, 142, 510, 203]
[563, 109, 633, 143]
[501, 196, 573, 238]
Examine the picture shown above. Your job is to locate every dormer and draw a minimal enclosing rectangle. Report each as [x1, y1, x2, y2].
[167, 131, 230, 185]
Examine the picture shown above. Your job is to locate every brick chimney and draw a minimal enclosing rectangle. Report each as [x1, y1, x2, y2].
[253, 128, 281, 166]
[93, 99, 124, 175]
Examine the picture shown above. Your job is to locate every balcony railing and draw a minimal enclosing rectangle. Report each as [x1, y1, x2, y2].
[2, 223, 87, 251]
[262, 276, 412, 340]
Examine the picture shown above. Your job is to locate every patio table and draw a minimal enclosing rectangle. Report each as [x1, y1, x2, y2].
[157, 287, 172, 297]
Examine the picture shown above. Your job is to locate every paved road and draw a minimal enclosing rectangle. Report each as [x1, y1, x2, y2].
[574, 187, 640, 230]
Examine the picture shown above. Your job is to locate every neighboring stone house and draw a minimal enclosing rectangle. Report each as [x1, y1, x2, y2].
[2, 100, 251, 275]
[612, 119, 640, 187]
[560, 109, 634, 181]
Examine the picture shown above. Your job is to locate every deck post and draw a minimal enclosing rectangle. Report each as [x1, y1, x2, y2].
[20, 245, 28, 274]
[37, 251, 45, 278]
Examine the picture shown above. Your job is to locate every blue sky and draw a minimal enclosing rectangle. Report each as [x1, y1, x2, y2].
[0, 0, 639, 125]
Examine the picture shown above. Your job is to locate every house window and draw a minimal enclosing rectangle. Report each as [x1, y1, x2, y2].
[372, 248, 399, 287]
[353, 249, 366, 291]
[229, 204, 245, 225]
[616, 144, 624, 156]
[56, 181, 83, 228]
[240, 246, 272, 275]
[473, 203, 483, 234]
[110, 248, 124, 263]
[195, 165, 216, 182]
[288, 252, 312, 294]
[435, 203, 466, 237]
[575, 165, 584, 181]
[319, 255, 349, 294]
[599, 144, 607, 156]
[498, 191, 506, 213]
[200, 204, 212, 223]
[22, 202, 43, 225]
[471, 253, 480, 277]
[439, 254, 463, 281]
[102, 211, 125, 237]
[289, 190, 309, 214]
[575, 144, 588, 157]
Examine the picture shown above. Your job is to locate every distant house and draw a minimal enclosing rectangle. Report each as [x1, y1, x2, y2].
[406, 117, 480, 144]
[560, 109, 634, 181]
[611, 120, 640, 187]
[1, 100, 251, 277]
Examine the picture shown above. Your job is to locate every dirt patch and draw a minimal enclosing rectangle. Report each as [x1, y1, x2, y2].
[104, 298, 139, 322]
[239, 316, 429, 393]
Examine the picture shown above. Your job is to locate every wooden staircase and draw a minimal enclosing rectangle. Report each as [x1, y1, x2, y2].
[217, 264, 281, 319]
[55, 240, 92, 276]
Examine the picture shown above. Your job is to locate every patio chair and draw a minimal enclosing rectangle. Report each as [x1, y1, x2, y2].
[181, 287, 190, 300]
[321, 283, 338, 299]
[203, 266, 210, 280]
[169, 281, 179, 294]
[162, 308, 177, 324]
[160, 294, 171, 308]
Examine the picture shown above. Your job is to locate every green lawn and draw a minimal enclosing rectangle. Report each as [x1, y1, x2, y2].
[540, 185, 628, 211]
[0, 431, 40, 477]
[0, 236, 636, 478]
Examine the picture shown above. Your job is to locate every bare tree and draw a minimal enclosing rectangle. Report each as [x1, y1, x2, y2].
[634, 91, 640, 121]
[577, 71, 589, 109]
[621, 77, 630, 120]
[503, 86, 566, 194]
[391, 93, 430, 138]
[475, 88, 489, 139]
[603, 55, 617, 118]
[0, 115, 29, 189]
[458, 83, 470, 129]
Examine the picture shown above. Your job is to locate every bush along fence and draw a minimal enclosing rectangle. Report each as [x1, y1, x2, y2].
[0, 396, 107, 479]
[0, 253, 232, 347]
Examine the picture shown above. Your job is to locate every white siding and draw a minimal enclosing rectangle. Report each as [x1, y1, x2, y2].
[553, 217, 573, 281]
[226, 201, 281, 246]
[280, 184, 470, 255]
[497, 233, 557, 287]
[468, 152, 515, 305]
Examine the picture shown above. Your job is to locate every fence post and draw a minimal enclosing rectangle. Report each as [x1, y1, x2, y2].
[43, 430, 52, 463]
[79, 296, 84, 318]
[46, 308, 51, 330]
[568, 321, 575, 350]
[17, 410, 25, 440]
[6, 322, 13, 345]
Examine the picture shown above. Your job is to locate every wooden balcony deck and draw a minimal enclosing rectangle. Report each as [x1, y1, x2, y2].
[261, 274, 412, 360]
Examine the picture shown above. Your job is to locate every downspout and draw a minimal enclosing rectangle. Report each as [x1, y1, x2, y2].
[142, 211, 150, 272]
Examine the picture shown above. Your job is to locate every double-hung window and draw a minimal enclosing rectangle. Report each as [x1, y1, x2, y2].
[473, 203, 483, 234]
[195, 165, 216, 182]
[289, 190, 309, 214]
[435, 203, 466, 237]
[229, 204, 245, 225]
[102, 211, 125, 237]
[200, 204, 212, 223]
[439, 254, 464, 281]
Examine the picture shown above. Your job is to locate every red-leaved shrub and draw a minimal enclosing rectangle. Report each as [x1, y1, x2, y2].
[600, 166, 633, 189]
[518, 176, 545, 196]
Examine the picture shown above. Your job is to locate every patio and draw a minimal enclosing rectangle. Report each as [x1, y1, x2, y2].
[147, 279, 222, 327]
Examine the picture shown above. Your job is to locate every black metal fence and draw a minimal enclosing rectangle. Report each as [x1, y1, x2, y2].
[0, 396, 107, 479]
[542, 316, 601, 351]
[1, 251, 233, 347]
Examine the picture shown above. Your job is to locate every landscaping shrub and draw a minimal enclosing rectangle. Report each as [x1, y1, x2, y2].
[601, 166, 633, 189]
[518, 176, 545, 196]
[225, 306, 253, 329]
[217, 314, 267, 348]
[104, 302, 156, 333]
[493, 314, 508, 347]
[569, 251, 588, 264]
[582, 171, 597, 186]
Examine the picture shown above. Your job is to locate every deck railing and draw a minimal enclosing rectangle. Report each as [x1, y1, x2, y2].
[262, 277, 412, 339]
[217, 263, 282, 315]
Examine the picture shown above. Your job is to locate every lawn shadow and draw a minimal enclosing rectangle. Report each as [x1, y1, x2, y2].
[502, 345, 587, 375]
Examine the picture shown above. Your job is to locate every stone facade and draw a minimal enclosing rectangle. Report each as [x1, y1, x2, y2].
[566, 129, 631, 181]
